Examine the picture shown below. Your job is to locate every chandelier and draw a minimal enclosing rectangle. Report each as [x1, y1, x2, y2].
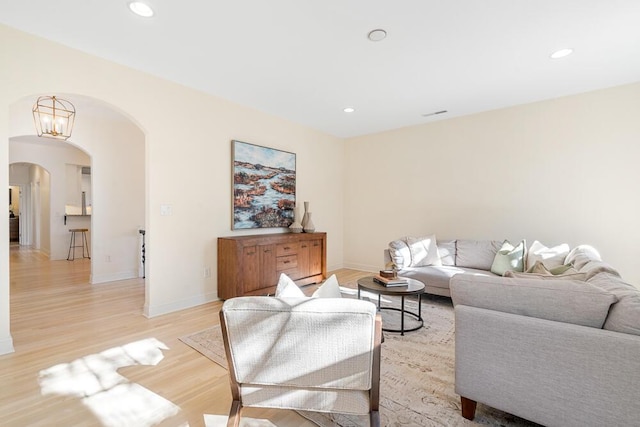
[32, 96, 76, 140]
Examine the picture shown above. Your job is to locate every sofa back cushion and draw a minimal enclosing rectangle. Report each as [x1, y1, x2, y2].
[456, 240, 502, 270]
[451, 275, 618, 328]
[587, 272, 640, 336]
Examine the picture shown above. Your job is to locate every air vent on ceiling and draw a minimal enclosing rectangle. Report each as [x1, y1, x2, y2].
[82, 167, 91, 175]
[422, 110, 448, 117]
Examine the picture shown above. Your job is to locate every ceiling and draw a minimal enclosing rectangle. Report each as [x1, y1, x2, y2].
[2, 1, 640, 138]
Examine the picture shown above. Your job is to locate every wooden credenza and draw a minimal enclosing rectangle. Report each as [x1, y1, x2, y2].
[218, 232, 327, 299]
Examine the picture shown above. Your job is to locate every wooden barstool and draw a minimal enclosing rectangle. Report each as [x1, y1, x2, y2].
[67, 228, 90, 261]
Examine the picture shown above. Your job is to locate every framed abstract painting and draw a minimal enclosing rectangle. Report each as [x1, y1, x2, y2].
[231, 140, 296, 229]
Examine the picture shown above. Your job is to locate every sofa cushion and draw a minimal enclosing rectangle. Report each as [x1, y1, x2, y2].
[400, 266, 493, 290]
[490, 240, 526, 276]
[388, 239, 411, 269]
[406, 235, 442, 267]
[526, 241, 570, 270]
[450, 275, 618, 328]
[437, 240, 456, 266]
[456, 240, 502, 270]
[587, 272, 640, 336]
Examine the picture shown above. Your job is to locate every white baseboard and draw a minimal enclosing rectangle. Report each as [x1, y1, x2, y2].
[341, 262, 379, 272]
[91, 270, 138, 284]
[0, 335, 15, 355]
[144, 292, 219, 318]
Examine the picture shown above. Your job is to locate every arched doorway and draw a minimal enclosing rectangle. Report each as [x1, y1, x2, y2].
[7, 94, 146, 323]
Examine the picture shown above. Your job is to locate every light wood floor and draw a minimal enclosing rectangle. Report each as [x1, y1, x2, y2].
[1, 245, 371, 427]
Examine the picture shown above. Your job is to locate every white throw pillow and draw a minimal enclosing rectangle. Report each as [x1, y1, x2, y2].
[406, 235, 442, 267]
[388, 239, 411, 269]
[311, 274, 342, 298]
[274, 273, 305, 298]
[527, 241, 570, 270]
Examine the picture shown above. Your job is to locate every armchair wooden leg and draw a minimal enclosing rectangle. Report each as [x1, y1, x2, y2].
[227, 400, 242, 427]
[461, 396, 477, 420]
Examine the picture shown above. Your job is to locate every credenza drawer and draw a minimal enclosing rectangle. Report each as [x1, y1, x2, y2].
[276, 255, 298, 271]
[276, 242, 299, 257]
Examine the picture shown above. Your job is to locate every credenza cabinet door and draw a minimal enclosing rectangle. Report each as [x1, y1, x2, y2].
[259, 244, 277, 288]
[309, 239, 323, 276]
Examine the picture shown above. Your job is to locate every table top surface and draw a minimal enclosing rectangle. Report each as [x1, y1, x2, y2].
[357, 276, 425, 296]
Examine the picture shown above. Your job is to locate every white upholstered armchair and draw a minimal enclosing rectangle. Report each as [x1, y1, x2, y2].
[219, 296, 382, 427]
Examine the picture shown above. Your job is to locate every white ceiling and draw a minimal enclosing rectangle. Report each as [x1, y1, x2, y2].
[2, 1, 640, 138]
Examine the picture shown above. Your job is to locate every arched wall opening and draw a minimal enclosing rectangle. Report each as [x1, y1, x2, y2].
[9, 94, 146, 284]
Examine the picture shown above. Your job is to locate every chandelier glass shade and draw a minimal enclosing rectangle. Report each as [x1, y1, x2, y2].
[32, 96, 76, 140]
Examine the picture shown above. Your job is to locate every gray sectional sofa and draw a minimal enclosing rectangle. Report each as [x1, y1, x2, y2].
[386, 237, 640, 426]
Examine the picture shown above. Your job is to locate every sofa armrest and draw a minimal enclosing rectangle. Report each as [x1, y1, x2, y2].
[450, 274, 617, 328]
[455, 305, 640, 427]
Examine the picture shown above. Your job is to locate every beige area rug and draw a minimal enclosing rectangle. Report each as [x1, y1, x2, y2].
[180, 289, 540, 427]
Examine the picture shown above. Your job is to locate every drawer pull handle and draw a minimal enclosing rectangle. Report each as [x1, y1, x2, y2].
[247, 252, 255, 255]
[284, 260, 290, 264]
[301, 245, 307, 248]
[264, 249, 271, 252]
[284, 246, 291, 250]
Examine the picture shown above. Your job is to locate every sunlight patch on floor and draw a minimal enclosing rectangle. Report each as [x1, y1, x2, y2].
[39, 338, 184, 427]
[204, 414, 277, 427]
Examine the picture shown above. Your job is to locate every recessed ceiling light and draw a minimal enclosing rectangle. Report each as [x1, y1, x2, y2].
[367, 29, 387, 42]
[128, 2, 154, 18]
[550, 48, 573, 59]
[343, 107, 355, 113]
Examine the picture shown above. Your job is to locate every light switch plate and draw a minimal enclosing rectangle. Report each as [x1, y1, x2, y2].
[160, 204, 172, 216]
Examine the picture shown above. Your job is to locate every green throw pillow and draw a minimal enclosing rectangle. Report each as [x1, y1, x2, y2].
[491, 239, 526, 276]
[550, 264, 573, 275]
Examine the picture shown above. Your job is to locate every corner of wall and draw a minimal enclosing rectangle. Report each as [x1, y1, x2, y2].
[0, 335, 15, 356]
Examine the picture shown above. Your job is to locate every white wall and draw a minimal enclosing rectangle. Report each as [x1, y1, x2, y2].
[344, 82, 640, 285]
[0, 24, 344, 354]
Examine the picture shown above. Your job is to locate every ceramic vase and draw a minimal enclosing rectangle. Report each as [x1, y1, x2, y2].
[289, 206, 303, 233]
[303, 212, 315, 233]
[301, 201, 310, 229]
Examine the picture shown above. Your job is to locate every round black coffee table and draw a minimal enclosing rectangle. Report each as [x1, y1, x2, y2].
[357, 276, 425, 335]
